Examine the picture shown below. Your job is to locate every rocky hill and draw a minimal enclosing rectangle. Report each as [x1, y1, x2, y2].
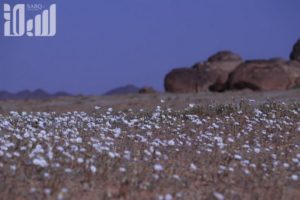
[0, 89, 73, 100]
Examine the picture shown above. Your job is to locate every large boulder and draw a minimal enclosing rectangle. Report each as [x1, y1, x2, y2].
[164, 67, 201, 93]
[193, 59, 242, 92]
[164, 51, 242, 93]
[227, 59, 300, 91]
[207, 50, 242, 62]
[290, 39, 300, 61]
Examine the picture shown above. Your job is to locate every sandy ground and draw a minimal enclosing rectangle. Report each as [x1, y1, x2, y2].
[0, 89, 299, 114]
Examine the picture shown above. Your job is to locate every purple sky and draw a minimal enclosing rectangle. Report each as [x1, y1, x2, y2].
[1, 0, 300, 94]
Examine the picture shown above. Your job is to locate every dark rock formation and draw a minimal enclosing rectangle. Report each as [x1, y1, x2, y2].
[227, 59, 300, 91]
[290, 39, 300, 61]
[165, 51, 242, 93]
[164, 67, 202, 93]
[138, 87, 157, 94]
[207, 50, 242, 62]
[193, 60, 242, 92]
[164, 39, 300, 93]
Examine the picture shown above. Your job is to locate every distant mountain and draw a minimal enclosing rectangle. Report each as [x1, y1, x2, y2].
[0, 89, 73, 100]
[14, 89, 50, 99]
[0, 91, 14, 99]
[104, 84, 140, 95]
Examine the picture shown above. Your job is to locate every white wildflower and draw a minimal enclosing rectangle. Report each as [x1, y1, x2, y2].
[234, 154, 242, 160]
[190, 163, 197, 171]
[154, 164, 163, 171]
[90, 165, 97, 173]
[291, 174, 299, 181]
[213, 192, 225, 200]
[168, 140, 175, 146]
[77, 158, 84, 164]
[33, 157, 48, 167]
[119, 167, 126, 172]
[165, 194, 173, 200]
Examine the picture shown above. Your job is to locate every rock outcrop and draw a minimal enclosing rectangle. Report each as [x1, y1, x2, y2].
[207, 50, 242, 62]
[228, 59, 289, 91]
[164, 67, 201, 93]
[227, 59, 300, 91]
[138, 87, 157, 94]
[164, 39, 300, 93]
[164, 51, 242, 93]
[290, 39, 300, 61]
[192, 60, 242, 92]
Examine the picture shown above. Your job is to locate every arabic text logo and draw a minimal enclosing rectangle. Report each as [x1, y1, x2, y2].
[4, 4, 56, 37]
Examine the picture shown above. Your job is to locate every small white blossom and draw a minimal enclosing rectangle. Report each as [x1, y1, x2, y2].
[213, 192, 225, 200]
[154, 164, 163, 171]
[90, 165, 97, 173]
[168, 140, 175, 146]
[119, 167, 126, 172]
[44, 188, 51, 195]
[190, 163, 197, 171]
[291, 174, 299, 181]
[77, 158, 84, 163]
[165, 194, 173, 200]
[283, 163, 290, 168]
[33, 157, 48, 167]
[234, 154, 242, 160]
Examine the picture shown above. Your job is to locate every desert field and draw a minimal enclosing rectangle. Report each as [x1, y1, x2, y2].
[0, 90, 300, 200]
